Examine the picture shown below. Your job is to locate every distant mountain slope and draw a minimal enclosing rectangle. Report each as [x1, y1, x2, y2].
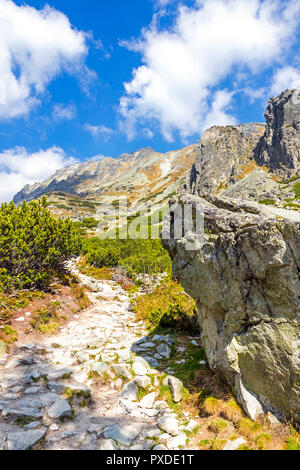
[13, 145, 197, 220]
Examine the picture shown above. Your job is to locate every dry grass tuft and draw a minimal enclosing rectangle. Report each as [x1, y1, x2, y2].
[202, 396, 224, 416]
[221, 397, 244, 423]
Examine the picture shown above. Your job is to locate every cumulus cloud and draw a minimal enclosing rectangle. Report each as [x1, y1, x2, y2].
[270, 66, 300, 96]
[202, 90, 237, 132]
[84, 123, 114, 140]
[0, 146, 76, 202]
[52, 103, 77, 122]
[120, 0, 300, 141]
[0, 0, 89, 119]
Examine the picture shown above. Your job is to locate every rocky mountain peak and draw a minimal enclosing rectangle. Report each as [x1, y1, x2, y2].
[254, 89, 300, 175]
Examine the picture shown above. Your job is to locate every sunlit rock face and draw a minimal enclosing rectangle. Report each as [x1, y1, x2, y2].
[163, 90, 300, 423]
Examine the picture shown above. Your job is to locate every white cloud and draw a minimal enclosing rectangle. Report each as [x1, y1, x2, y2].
[84, 123, 114, 139]
[120, 0, 300, 141]
[270, 66, 300, 96]
[52, 103, 77, 121]
[0, 146, 76, 202]
[0, 0, 89, 119]
[202, 90, 237, 131]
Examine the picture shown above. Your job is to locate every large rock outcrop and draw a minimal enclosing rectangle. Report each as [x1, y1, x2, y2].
[254, 89, 300, 177]
[163, 194, 300, 422]
[188, 123, 265, 198]
[163, 90, 300, 423]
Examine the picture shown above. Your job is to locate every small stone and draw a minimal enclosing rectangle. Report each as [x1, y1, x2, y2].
[6, 407, 43, 419]
[153, 335, 174, 346]
[87, 423, 103, 435]
[141, 356, 159, 368]
[24, 421, 41, 430]
[117, 350, 131, 362]
[9, 386, 23, 394]
[167, 376, 183, 403]
[134, 376, 151, 389]
[25, 386, 41, 395]
[120, 381, 138, 401]
[155, 400, 168, 410]
[91, 362, 108, 376]
[157, 343, 171, 359]
[104, 423, 141, 446]
[5, 358, 21, 369]
[16, 316, 25, 322]
[7, 429, 46, 450]
[112, 363, 132, 379]
[138, 342, 155, 349]
[167, 432, 187, 449]
[138, 392, 156, 409]
[30, 370, 41, 381]
[47, 398, 72, 419]
[49, 424, 59, 432]
[185, 419, 198, 432]
[153, 444, 167, 450]
[140, 408, 159, 417]
[157, 415, 179, 436]
[132, 361, 148, 376]
[223, 438, 247, 451]
[99, 439, 118, 450]
[47, 368, 73, 380]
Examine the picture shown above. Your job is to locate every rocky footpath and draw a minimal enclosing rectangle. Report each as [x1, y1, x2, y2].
[0, 263, 206, 451]
[163, 90, 300, 425]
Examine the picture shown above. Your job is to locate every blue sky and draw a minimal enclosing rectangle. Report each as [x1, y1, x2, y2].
[0, 0, 300, 201]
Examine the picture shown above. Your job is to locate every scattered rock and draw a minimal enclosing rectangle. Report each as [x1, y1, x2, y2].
[7, 429, 46, 450]
[99, 439, 118, 450]
[157, 415, 179, 436]
[157, 343, 171, 359]
[138, 392, 156, 409]
[47, 398, 72, 420]
[91, 362, 108, 376]
[24, 422, 41, 430]
[134, 376, 151, 389]
[104, 424, 141, 446]
[112, 364, 132, 379]
[223, 438, 247, 451]
[120, 381, 138, 401]
[167, 432, 187, 449]
[153, 444, 168, 450]
[132, 361, 148, 376]
[49, 424, 59, 432]
[166, 376, 183, 403]
[25, 386, 41, 395]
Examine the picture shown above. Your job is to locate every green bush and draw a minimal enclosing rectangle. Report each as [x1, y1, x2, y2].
[81, 238, 171, 275]
[0, 197, 81, 292]
[131, 278, 198, 332]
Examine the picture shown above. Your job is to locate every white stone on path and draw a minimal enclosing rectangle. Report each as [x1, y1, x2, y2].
[138, 392, 156, 409]
[157, 415, 179, 436]
[120, 381, 138, 401]
[99, 439, 118, 450]
[223, 438, 247, 450]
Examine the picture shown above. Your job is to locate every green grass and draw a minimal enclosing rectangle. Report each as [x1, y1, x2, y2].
[30, 301, 62, 334]
[258, 199, 275, 205]
[294, 182, 300, 199]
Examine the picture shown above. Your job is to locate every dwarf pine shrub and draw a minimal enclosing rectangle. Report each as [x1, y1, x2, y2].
[0, 197, 81, 292]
